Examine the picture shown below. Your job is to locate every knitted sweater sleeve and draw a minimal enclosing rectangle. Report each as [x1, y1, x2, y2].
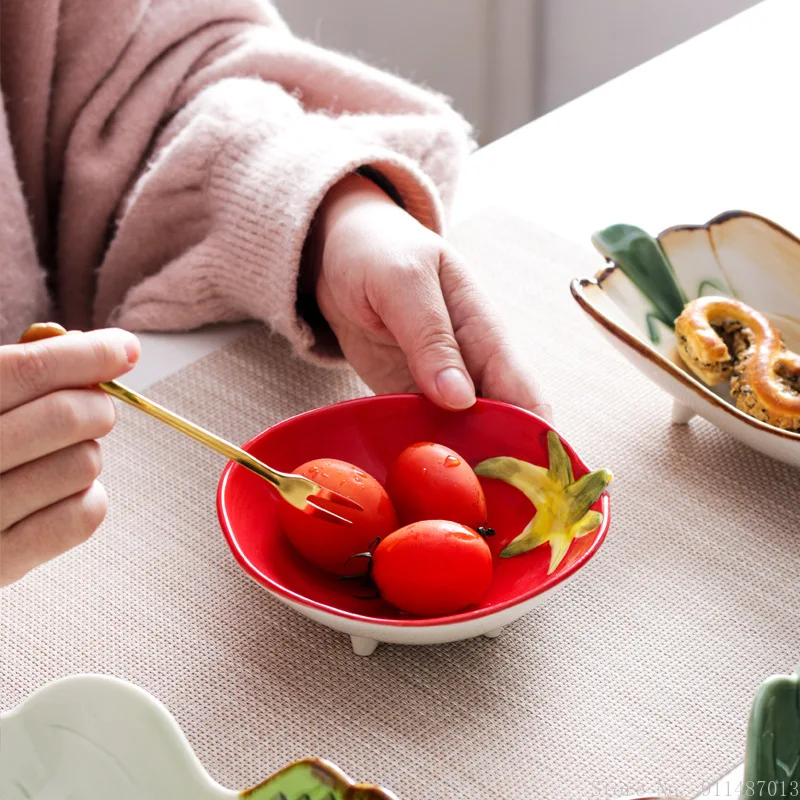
[78, 3, 474, 358]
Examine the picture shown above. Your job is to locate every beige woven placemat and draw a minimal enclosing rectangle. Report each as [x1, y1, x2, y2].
[2, 211, 798, 800]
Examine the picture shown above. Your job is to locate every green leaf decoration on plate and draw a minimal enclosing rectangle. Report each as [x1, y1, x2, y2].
[592, 223, 687, 342]
[475, 432, 612, 574]
[242, 758, 396, 800]
[741, 667, 800, 797]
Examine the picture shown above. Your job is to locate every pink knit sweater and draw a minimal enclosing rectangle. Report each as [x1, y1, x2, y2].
[0, 0, 473, 351]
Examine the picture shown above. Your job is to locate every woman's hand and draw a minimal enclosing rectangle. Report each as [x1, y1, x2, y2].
[311, 174, 551, 418]
[0, 329, 140, 586]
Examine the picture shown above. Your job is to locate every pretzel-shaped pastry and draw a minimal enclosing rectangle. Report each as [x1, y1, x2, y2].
[675, 296, 800, 431]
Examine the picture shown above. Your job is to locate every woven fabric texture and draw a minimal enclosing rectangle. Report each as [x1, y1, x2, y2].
[2, 211, 798, 800]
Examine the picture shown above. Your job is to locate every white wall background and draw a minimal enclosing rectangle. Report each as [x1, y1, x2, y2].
[539, 0, 762, 113]
[275, 0, 763, 143]
[275, 0, 537, 143]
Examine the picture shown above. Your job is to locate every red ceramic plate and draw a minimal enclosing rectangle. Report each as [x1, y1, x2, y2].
[217, 394, 610, 628]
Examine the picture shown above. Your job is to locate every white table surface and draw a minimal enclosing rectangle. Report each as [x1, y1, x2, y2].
[453, 0, 798, 239]
[123, 2, 793, 794]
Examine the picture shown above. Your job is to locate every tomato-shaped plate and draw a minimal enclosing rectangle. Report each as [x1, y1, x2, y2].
[217, 394, 611, 655]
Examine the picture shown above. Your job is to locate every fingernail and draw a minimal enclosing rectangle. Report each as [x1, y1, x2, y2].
[435, 367, 475, 410]
[122, 333, 140, 365]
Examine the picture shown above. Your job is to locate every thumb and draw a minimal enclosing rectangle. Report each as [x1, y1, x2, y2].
[375, 268, 476, 410]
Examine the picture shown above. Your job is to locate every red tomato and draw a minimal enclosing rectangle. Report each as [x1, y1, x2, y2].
[385, 442, 488, 529]
[279, 458, 398, 575]
[372, 520, 493, 616]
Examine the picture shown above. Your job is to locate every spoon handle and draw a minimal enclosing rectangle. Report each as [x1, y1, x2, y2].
[99, 379, 282, 488]
[17, 322, 283, 488]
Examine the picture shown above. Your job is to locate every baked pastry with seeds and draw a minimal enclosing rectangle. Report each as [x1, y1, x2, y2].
[675, 296, 800, 431]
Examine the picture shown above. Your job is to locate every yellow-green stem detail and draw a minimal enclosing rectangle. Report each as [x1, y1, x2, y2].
[475, 432, 612, 574]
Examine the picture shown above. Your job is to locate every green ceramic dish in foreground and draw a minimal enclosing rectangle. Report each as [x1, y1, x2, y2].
[243, 759, 395, 799]
[571, 210, 800, 467]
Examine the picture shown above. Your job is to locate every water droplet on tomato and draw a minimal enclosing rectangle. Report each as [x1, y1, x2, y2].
[443, 455, 461, 467]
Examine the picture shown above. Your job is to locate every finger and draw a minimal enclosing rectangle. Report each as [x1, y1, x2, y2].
[0, 389, 116, 472]
[0, 441, 103, 530]
[439, 252, 553, 421]
[0, 328, 140, 413]
[0, 481, 108, 587]
[372, 261, 476, 410]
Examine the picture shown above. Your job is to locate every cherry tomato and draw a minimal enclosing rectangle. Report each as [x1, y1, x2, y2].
[372, 520, 492, 616]
[279, 458, 398, 575]
[385, 442, 488, 529]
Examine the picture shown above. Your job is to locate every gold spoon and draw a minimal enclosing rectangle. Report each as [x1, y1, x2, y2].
[18, 323, 360, 525]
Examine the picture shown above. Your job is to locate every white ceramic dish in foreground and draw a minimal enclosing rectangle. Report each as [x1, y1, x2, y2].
[0, 674, 397, 799]
[571, 210, 800, 467]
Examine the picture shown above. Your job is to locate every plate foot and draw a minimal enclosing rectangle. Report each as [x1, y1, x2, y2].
[484, 627, 504, 639]
[350, 635, 379, 656]
[671, 400, 695, 425]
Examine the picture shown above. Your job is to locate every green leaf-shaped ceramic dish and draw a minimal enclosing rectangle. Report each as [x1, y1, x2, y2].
[0, 675, 397, 799]
[571, 210, 800, 467]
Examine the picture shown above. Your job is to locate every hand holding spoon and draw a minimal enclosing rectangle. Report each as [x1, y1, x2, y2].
[18, 323, 360, 525]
